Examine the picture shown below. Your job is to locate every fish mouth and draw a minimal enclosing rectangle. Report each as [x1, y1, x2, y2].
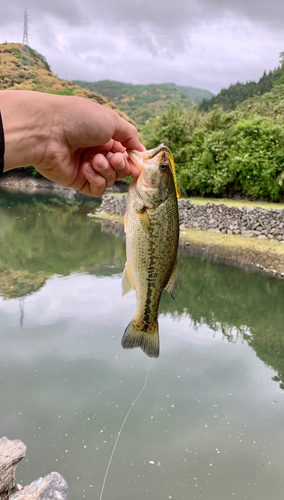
[127, 144, 170, 172]
[128, 151, 158, 190]
[127, 149, 148, 172]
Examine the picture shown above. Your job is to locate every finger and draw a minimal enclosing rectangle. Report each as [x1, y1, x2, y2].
[109, 152, 131, 180]
[81, 162, 107, 197]
[89, 154, 117, 188]
[110, 141, 127, 154]
[112, 115, 145, 151]
[109, 152, 141, 178]
[83, 141, 114, 157]
[105, 151, 113, 161]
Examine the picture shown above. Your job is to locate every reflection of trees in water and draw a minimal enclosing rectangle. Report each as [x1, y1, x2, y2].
[0, 267, 48, 299]
[160, 249, 284, 389]
[95, 218, 284, 389]
[1, 197, 284, 390]
[0, 203, 126, 299]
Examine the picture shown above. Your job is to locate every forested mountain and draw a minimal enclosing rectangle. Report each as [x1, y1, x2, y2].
[0, 43, 130, 121]
[166, 83, 213, 103]
[200, 65, 283, 111]
[141, 83, 284, 201]
[74, 80, 213, 124]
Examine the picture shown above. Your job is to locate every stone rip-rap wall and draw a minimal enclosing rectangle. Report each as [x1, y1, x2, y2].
[99, 195, 284, 241]
[100, 194, 128, 217]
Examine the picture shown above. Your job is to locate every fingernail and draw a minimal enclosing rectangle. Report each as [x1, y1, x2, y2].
[84, 162, 94, 176]
[115, 159, 126, 171]
[98, 156, 109, 170]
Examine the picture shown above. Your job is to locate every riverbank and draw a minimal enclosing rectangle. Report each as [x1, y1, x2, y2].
[91, 212, 284, 279]
[0, 171, 77, 199]
[1, 175, 284, 278]
[0, 172, 128, 198]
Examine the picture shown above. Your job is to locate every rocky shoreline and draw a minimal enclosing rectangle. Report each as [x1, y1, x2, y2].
[94, 194, 284, 279]
[0, 436, 68, 500]
[100, 194, 284, 241]
[0, 172, 77, 199]
[0, 173, 128, 198]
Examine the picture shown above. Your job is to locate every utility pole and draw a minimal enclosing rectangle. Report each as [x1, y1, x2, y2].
[21, 8, 30, 69]
[19, 297, 25, 330]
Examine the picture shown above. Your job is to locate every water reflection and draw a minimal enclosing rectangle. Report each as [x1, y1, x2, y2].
[0, 191, 121, 298]
[1, 192, 284, 500]
[1, 192, 284, 388]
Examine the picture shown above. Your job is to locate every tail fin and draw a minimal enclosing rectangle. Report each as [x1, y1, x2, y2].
[121, 320, 159, 358]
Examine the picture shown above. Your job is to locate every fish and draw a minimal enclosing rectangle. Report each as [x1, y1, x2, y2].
[121, 144, 180, 359]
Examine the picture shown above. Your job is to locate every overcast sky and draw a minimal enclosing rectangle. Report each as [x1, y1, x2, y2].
[1, 0, 283, 94]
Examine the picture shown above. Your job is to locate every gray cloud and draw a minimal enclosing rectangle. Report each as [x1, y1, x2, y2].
[0, 1, 283, 94]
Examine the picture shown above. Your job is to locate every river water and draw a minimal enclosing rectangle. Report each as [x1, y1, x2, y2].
[0, 191, 284, 500]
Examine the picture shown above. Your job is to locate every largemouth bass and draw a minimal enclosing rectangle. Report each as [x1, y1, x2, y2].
[121, 144, 180, 358]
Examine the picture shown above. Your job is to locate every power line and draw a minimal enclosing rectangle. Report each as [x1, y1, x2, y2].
[21, 8, 30, 69]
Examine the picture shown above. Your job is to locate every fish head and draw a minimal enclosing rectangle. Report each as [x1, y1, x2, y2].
[128, 144, 180, 206]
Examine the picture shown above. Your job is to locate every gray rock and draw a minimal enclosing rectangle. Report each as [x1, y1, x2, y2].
[0, 437, 26, 494]
[10, 472, 68, 500]
[98, 195, 284, 243]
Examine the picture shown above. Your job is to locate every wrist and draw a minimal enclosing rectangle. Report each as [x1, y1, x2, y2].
[0, 90, 55, 172]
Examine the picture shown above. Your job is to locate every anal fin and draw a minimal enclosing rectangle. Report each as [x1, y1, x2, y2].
[122, 263, 134, 296]
[165, 259, 177, 299]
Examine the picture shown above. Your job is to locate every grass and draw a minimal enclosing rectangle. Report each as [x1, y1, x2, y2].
[186, 197, 284, 210]
[180, 226, 284, 256]
[179, 227, 284, 277]
[106, 191, 284, 211]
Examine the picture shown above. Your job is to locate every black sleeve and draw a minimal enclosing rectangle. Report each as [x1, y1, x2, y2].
[0, 111, 5, 177]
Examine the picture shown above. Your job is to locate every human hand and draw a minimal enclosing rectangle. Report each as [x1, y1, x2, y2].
[66, 137, 143, 197]
[1, 90, 144, 196]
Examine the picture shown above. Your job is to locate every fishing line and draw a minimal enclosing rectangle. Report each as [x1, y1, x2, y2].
[98, 364, 151, 500]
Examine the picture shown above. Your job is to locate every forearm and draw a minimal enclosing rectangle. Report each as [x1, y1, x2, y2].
[0, 90, 55, 171]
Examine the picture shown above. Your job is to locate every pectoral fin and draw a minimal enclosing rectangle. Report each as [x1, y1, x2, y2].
[122, 263, 134, 296]
[137, 208, 151, 233]
[165, 260, 178, 299]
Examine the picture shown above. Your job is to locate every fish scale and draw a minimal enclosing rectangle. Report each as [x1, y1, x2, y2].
[121, 145, 179, 358]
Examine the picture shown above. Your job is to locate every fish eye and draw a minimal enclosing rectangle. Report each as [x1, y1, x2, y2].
[160, 162, 168, 171]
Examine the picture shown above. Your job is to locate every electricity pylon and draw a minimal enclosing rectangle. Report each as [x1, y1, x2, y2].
[21, 8, 30, 69]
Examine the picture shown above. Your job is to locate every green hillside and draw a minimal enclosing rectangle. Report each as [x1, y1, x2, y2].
[166, 82, 214, 103]
[0, 43, 131, 121]
[74, 80, 214, 124]
[200, 65, 283, 112]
